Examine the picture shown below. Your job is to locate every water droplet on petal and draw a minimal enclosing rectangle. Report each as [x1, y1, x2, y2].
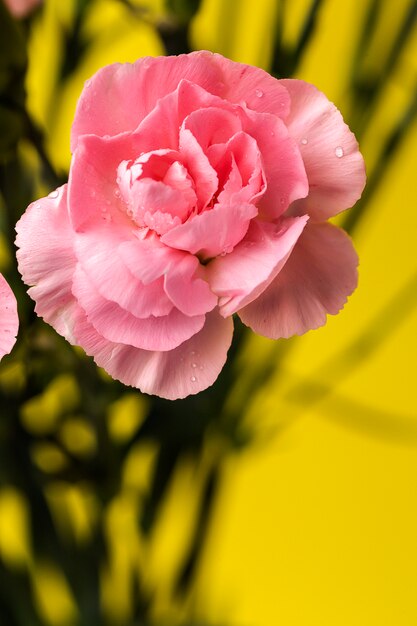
[335, 146, 344, 158]
[199, 365, 204, 371]
[100, 207, 111, 222]
[190, 376, 197, 383]
[300, 138, 308, 145]
[48, 189, 59, 199]
[191, 363, 197, 368]
[114, 189, 121, 198]
[191, 351, 196, 356]
[255, 89, 264, 98]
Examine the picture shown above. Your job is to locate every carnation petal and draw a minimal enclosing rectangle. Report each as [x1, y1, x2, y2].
[73, 265, 205, 351]
[131, 88, 182, 152]
[15, 185, 79, 341]
[71, 52, 227, 151]
[212, 53, 291, 119]
[182, 105, 242, 153]
[241, 108, 309, 219]
[282, 79, 366, 220]
[118, 237, 217, 315]
[212, 131, 266, 206]
[207, 216, 308, 317]
[179, 126, 219, 211]
[74, 230, 174, 318]
[118, 235, 179, 285]
[0, 274, 18, 360]
[163, 255, 217, 316]
[68, 133, 142, 232]
[239, 222, 358, 338]
[74, 309, 233, 400]
[71, 51, 290, 151]
[161, 201, 258, 259]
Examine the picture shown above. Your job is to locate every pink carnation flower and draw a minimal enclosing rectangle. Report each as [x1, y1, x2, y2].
[16, 51, 365, 399]
[0, 274, 18, 361]
[4, 0, 42, 18]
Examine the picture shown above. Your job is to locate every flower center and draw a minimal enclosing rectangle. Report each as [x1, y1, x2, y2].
[117, 149, 198, 235]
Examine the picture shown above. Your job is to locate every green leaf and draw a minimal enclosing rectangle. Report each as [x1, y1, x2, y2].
[167, 0, 202, 22]
[0, 104, 24, 156]
[0, 1, 27, 92]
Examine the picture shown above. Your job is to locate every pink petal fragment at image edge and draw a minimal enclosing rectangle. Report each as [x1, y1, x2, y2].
[0, 274, 18, 360]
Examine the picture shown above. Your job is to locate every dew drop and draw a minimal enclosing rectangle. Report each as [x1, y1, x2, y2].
[199, 365, 204, 371]
[85, 79, 92, 89]
[114, 189, 121, 198]
[300, 138, 308, 145]
[191, 363, 197, 368]
[191, 350, 196, 356]
[335, 146, 344, 158]
[48, 189, 59, 199]
[255, 89, 264, 98]
[190, 376, 197, 383]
